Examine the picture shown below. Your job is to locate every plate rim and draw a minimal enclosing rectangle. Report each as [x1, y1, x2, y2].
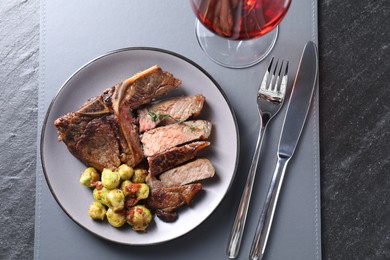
[40, 46, 240, 245]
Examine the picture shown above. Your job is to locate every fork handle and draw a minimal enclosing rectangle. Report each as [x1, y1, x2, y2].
[226, 125, 265, 259]
[249, 156, 289, 260]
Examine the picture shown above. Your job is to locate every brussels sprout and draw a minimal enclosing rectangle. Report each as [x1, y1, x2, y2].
[106, 189, 125, 212]
[136, 183, 149, 200]
[93, 186, 109, 206]
[88, 201, 106, 220]
[121, 182, 149, 207]
[101, 169, 120, 189]
[118, 164, 134, 181]
[131, 168, 148, 183]
[80, 167, 100, 187]
[126, 205, 153, 231]
[106, 208, 126, 228]
[122, 181, 149, 198]
[121, 180, 133, 197]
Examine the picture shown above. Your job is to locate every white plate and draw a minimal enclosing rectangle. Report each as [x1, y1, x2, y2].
[41, 47, 239, 245]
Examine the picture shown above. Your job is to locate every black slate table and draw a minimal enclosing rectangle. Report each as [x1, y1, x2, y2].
[1, 0, 389, 259]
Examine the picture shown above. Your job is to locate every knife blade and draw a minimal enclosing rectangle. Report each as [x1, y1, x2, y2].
[249, 41, 318, 260]
[278, 41, 319, 159]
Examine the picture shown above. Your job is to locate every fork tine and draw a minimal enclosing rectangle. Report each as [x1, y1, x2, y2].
[268, 59, 279, 91]
[273, 60, 284, 91]
[260, 57, 274, 92]
[274, 60, 288, 92]
[279, 61, 289, 95]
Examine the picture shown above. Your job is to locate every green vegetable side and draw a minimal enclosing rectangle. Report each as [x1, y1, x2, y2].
[80, 165, 152, 231]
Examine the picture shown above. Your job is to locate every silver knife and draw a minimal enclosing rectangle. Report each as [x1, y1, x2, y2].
[249, 41, 318, 260]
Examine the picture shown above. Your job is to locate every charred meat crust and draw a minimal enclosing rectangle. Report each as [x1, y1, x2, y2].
[75, 115, 121, 170]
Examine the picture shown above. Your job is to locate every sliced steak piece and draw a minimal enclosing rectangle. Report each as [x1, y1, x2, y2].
[138, 95, 206, 132]
[145, 176, 202, 222]
[148, 141, 210, 176]
[159, 158, 215, 185]
[141, 120, 212, 157]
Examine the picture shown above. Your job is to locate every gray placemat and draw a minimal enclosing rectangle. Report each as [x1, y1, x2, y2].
[35, 1, 321, 259]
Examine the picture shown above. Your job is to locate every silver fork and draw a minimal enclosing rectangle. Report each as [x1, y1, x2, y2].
[227, 58, 289, 259]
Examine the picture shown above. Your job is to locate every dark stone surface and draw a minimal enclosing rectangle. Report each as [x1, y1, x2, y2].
[319, 0, 390, 259]
[0, 0, 38, 259]
[0, 0, 389, 259]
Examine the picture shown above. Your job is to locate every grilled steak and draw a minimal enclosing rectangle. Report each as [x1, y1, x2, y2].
[145, 175, 202, 222]
[54, 65, 181, 169]
[159, 158, 215, 185]
[55, 65, 218, 226]
[141, 120, 212, 157]
[148, 141, 210, 176]
[138, 95, 206, 132]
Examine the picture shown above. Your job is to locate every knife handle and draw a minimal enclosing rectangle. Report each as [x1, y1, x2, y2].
[250, 156, 289, 260]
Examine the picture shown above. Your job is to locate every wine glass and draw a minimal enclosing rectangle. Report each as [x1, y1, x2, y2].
[190, 0, 292, 68]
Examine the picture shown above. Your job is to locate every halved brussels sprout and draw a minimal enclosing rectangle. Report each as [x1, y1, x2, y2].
[126, 205, 153, 231]
[88, 201, 106, 220]
[101, 168, 120, 189]
[80, 167, 100, 187]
